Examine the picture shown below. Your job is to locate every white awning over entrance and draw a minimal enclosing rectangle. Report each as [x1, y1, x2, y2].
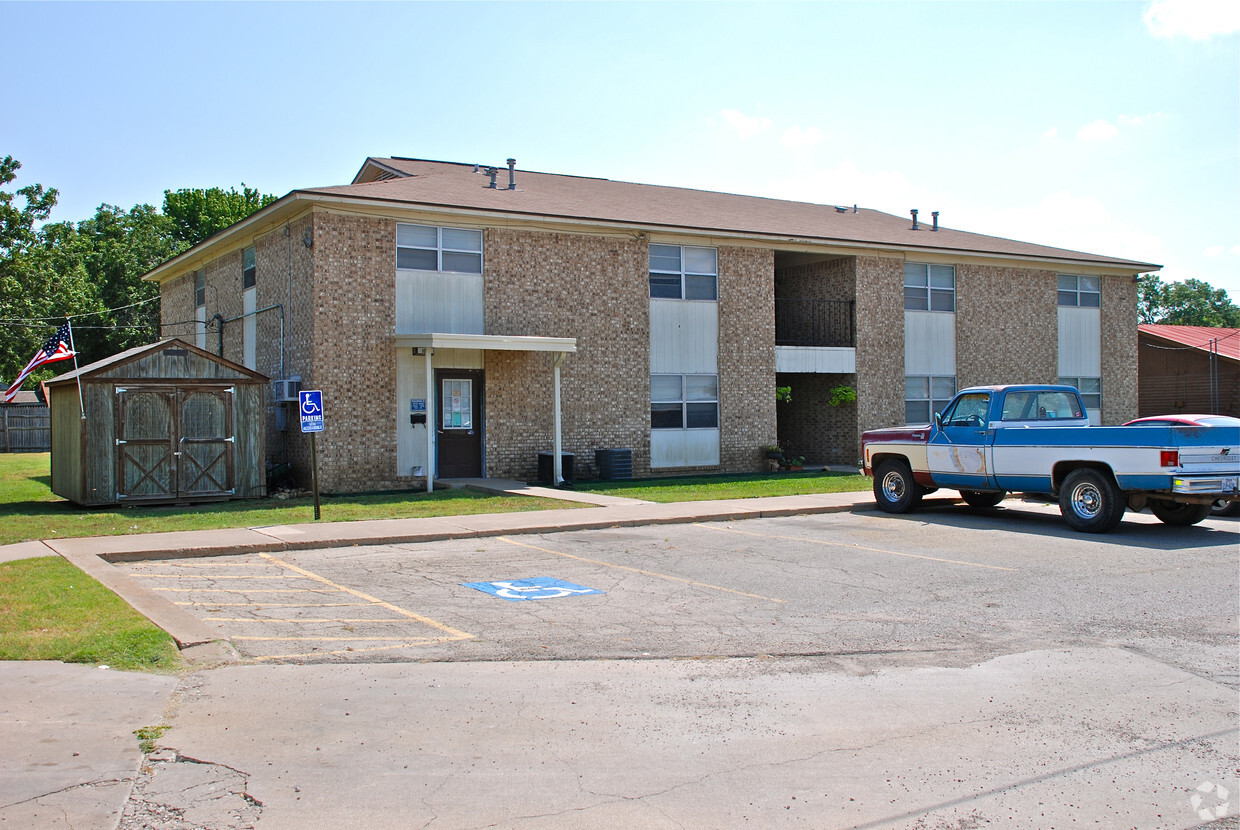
[393, 333, 577, 491]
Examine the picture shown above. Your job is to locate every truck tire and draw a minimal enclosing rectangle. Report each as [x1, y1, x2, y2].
[874, 460, 923, 513]
[1211, 499, 1240, 517]
[1149, 500, 1213, 526]
[1058, 468, 1125, 533]
[961, 490, 1006, 508]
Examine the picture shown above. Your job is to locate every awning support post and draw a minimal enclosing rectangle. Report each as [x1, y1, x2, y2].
[425, 347, 435, 493]
[552, 351, 566, 486]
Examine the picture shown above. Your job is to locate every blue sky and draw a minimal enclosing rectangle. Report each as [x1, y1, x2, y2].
[3, 0, 1238, 299]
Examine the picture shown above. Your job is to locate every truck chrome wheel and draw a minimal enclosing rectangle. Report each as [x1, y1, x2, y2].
[1058, 468, 1125, 533]
[873, 459, 923, 514]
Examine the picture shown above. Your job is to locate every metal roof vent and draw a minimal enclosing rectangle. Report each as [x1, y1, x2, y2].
[910, 209, 919, 230]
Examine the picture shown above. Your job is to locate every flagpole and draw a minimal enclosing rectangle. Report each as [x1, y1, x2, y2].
[65, 316, 86, 421]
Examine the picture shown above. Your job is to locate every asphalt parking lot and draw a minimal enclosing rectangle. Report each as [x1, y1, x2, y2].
[121, 501, 1238, 680]
[112, 501, 1238, 829]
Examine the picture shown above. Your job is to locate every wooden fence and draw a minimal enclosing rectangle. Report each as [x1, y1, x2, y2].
[1, 405, 51, 452]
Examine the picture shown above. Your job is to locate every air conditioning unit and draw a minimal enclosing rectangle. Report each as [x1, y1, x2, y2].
[271, 377, 302, 403]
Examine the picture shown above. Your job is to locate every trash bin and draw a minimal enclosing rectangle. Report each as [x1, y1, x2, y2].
[537, 451, 575, 484]
[595, 448, 633, 480]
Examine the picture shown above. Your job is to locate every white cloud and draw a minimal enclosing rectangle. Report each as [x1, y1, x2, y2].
[1204, 244, 1226, 256]
[780, 125, 825, 148]
[1043, 127, 1060, 141]
[1077, 120, 1119, 141]
[719, 109, 772, 138]
[1231, 245, 1240, 256]
[1144, 0, 1240, 39]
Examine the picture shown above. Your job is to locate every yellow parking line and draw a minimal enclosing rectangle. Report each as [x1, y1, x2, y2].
[694, 524, 1018, 572]
[150, 588, 343, 593]
[259, 553, 474, 640]
[174, 602, 371, 608]
[133, 574, 297, 579]
[210, 618, 410, 623]
[497, 536, 784, 603]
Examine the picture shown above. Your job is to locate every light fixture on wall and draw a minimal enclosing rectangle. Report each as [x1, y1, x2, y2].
[303, 228, 313, 248]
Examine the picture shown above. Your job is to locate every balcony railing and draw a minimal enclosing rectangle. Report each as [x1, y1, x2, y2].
[774, 298, 855, 347]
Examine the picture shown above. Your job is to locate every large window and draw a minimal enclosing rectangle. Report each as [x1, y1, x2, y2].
[242, 247, 256, 289]
[904, 263, 955, 312]
[905, 375, 956, 424]
[194, 271, 205, 307]
[1058, 275, 1100, 307]
[649, 244, 717, 300]
[1058, 376, 1101, 411]
[397, 224, 483, 274]
[651, 374, 719, 429]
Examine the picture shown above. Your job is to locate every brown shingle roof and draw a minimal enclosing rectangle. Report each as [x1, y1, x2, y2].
[295, 156, 1157, 270]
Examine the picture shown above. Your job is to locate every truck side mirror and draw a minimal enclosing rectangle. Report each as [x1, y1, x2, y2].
[933, 412, 943, 428]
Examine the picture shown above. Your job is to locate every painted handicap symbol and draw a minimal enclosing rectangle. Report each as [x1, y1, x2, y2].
[463, 577, 603, 601]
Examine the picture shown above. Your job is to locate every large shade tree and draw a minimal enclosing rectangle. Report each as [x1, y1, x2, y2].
[1137, 274, 1240, 328]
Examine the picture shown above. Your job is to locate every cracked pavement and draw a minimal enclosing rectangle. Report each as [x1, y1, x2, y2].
[7, 503, 1239, 828]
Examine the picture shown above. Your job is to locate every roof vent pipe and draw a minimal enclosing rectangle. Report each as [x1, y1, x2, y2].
[931, 211, 939, 231]
[910, 209, 919, 230]
[486, 167, 498, 188]
[507, 158, 517, 190]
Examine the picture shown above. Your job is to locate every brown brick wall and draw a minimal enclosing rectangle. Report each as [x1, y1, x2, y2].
[484, 229, 651, 479]
[775, 372, 859, 464]
[159, 272, 196, 343]
[774, 257, 855, 301]
[718, 246, 777, 470]
[955, 264, 1059, 387]
[854, 256, 905, 436]
[1100, 275, 1138, 423]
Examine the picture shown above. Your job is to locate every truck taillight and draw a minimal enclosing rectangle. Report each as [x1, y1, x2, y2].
[1160, 450, 1179, 467]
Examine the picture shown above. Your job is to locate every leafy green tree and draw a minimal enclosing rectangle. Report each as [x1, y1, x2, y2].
[1138, 274, 1240, 327]
[163, 185, 278, 246]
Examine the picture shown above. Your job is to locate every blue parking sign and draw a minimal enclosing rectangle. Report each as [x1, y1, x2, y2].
[299, 390, 324, 433]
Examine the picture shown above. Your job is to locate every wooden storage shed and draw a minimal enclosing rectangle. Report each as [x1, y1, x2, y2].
[45, 339, 267, 506]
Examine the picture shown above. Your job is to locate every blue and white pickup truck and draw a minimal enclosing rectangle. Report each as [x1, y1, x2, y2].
[861, 384, 1240, 532]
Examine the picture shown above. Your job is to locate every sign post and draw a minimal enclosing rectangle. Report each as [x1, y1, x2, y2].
[298, 390, 324, 520]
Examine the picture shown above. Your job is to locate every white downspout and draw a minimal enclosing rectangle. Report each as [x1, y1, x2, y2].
[553, 351, 566, 486]
[425, 348, 435, 493]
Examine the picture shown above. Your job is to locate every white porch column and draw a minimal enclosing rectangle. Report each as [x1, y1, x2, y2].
[425, 348, 435, 493]
[552, 351, 566, 485]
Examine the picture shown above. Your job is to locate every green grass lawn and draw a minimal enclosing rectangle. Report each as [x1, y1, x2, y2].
[574, 469, 871, 502]
[0, 556, 182, 672]
[0, 453, 578, 546]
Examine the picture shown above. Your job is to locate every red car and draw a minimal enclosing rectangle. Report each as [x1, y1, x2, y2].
[1123, 415, 1240, 516]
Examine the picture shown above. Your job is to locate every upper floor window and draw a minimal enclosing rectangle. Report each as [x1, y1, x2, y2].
[904, 263, 954, 312]
[651, 374, 719, 429]
[242, 247, 256, 289]
[1058, 275, 1100, 307]
[649, 244, 717, 301]
[397, 224, 483, 274]
[905, 375, 955, 424]
[194, 271, 205, 307]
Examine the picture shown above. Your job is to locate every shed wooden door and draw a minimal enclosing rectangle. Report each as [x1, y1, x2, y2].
[116, 389, 176, 501]
[116, 386, 235, 502]
[177, 389, 235, 498]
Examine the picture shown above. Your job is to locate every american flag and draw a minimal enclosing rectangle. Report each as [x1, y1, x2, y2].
[5, 322, 76, 403]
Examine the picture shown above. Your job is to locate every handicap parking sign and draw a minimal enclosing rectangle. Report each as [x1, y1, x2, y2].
[299, 390, 324, 433]
[463, 577, 603, 601]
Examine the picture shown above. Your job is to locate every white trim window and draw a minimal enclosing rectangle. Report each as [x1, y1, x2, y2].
[242, 247, 256, 289]
[651, 374, 719, 429]
[905, 375, 956, 424]
[1058, 275, 1100, 307]
[397, 224, 483, 274]
[1059, 376, 1101, 410]
[904, 263, 955, 312]
[194, 271, 206, 308]
[649, 244, 717, 301]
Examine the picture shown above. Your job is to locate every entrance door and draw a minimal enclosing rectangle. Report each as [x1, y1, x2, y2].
[436, 370, 483, 478]
[177, 389, 235, 498]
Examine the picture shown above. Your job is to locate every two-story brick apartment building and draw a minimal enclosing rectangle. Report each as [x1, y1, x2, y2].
[149, 157, 1156, 492]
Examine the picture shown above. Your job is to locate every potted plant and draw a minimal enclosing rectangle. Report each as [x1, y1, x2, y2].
[763, 445, 784, 460]
[782, 455, 805, 471]
[827, 385, 857, 407]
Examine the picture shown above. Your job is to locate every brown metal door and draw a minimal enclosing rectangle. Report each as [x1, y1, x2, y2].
[116, 388, 175, 501]
[177, 388, 235, 498]
[436, 370, 483, 478]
